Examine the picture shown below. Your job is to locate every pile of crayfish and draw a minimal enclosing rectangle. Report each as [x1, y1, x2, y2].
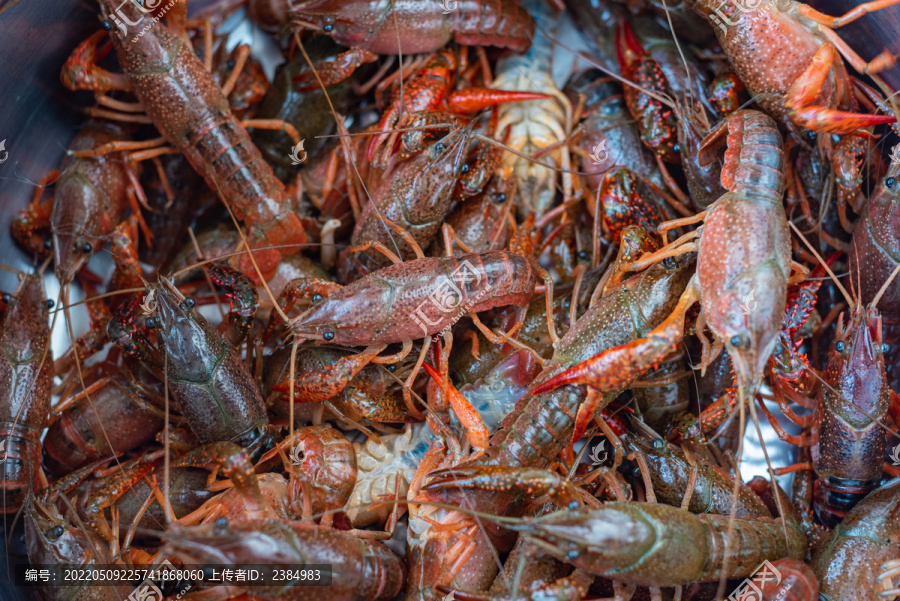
[7, 0, 900, 598]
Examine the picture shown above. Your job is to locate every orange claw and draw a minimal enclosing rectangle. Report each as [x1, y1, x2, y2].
[790, 107, 895, 135]
[292, 47, 379, 93]
[61, 30, 131, 93]
[446, 88, 552, 114]
[531, 335, 676, 397]
[422, 362, 489, 452]
[786, 44, 896, 135]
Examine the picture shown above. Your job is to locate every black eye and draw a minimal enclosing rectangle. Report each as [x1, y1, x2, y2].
[835, 340, 845, 352]
[672, 143, 680, 153]
[82, 243, 92, 253]
[577, 250, 588, 260]
[226, 58, 236, 69]
[567, 549, 580, 560]
[567, 500, 579, 510]
[493, 193, 506, 203]
[883, 343, 890, 353]
[146, 317, 156, 328]
[311, 293, 323, 303]
[46, 300, 54, 309]
[461, 164, 470, 174]
[887, 177, 896, 189]
[730, 335, 742, 347]
[807, 131, 817, 141]
[323, 331, 335, 341]
[52, 525, 64, 538]
[435, 143, 446, 153]
[185, 297, 195, 308]
[323, 23, 333, 32]
[215, 517, 228, 526]
[1, 294, 10, 304]
[387, 364, 396, 372]
[43, 239, 52, 250]
[101, 20, 111, 30]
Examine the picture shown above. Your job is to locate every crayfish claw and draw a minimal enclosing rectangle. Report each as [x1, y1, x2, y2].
[424, 466, 579, 504]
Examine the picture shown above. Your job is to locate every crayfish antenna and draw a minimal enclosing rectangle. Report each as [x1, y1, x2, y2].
[788, 220, 855, 308]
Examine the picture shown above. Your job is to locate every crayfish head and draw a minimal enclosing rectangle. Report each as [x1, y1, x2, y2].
[711, 264, 787, 400]
[25, 495, 108, 567]
[164, 519, 314, 568]
[522, 506, 657, 576]
[50, 182, 95, 286]
[290, 279, 392, 346]
[154, 281, 227, 380]
[828, 306, 888, 425]
[0, 274, 50, 365]
[164, 520, 263, 566]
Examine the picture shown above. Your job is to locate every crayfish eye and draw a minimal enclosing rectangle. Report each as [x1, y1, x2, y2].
[82, 243, 92, 254]
[567, 550, 580, 560]
[101, 19, 111, 31]
[434, 142, 446, 153]
[49, 525, 64, 539]
[181, 297, 196, 310]
[577, 250, 588, 260]
[567, 500, 580, 510]
[835, 340, 845, 352]
[886, 177, 896, 190]
[461, 164, 470, 174]
[215, 517, 228, 526]
[493, 193, 506, 203]
[730, 335, 742, 347]
[322, 330, 335, 341]
[46, 300, 54, 310]
[807, 131, 817, 142]
[883, 343, 890, 353]
[42, 239, 52, 250]
[386, 364, 396, 372]
[672, 143, 680, 153]
[146, 317, 156, 329]
[226, 58, 236, 69]
[322, 23, 334, 32]
[1, 294, 10, 304]
[311, 293, 323, 303]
